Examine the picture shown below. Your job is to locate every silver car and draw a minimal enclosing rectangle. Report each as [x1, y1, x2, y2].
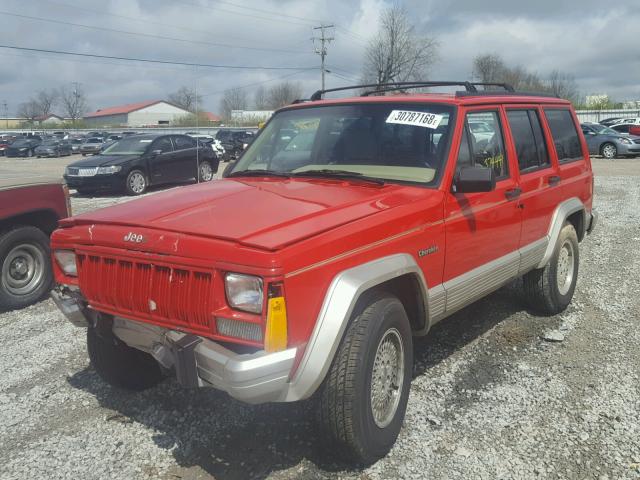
[580, 123, 640, 158]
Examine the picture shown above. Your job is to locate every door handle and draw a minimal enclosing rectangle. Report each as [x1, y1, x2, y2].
[505, 187, 522, 200]
[548, 175, 561, 186]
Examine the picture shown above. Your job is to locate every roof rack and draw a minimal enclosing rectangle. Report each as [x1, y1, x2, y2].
[309, 81, 480, 101]
[470, 82, 515, 92]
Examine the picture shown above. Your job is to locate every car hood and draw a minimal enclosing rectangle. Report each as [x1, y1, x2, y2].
[63, 178, 430, 250]
[67, 154, 139, 167]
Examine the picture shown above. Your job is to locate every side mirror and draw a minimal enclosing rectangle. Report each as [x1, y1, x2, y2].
[454, 166, 496, 193]
[150, 149, 163, 156]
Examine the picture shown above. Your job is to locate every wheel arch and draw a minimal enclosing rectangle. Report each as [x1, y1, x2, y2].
[0, 209, 60, 236]
[283, 253, 429, 402]
[537, 197, 586, 268]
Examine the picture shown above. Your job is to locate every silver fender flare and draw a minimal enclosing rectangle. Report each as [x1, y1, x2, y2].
[282, 253, 428, 402]
[537, 197, 586, 268]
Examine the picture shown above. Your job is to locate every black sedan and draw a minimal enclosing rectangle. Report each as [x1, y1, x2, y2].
[64, 134, 219, 195]
[5, 137, 42, 157]
[35, 139, 73, 157]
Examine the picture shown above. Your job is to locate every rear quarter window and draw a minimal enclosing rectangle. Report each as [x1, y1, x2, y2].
[544, 109, 583, 163]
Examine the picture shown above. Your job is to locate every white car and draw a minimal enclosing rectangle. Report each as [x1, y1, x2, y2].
[187, 134, 226, 157]
[611, 117, 640, 126]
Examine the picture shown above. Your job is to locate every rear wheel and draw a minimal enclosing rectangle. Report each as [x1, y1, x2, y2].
[318, 293, 413, 465]
[601, 142, 617, 159]
[523, 222, 579, 315]
[87, 325, 165, 391]
[198, 161, 214, 182]
[0, 226, 53, 310]
[125, 170, 147, 195]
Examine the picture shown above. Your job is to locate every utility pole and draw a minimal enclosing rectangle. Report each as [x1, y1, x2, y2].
[72, 82, 81, 127]
[312, 24, 334, 91]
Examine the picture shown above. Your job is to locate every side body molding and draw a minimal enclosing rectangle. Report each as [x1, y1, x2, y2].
[283, 253, 428, 401]
[537, 197, 585, 268]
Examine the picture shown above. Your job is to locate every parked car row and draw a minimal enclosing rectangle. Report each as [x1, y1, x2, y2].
[581, 122, 640, 158]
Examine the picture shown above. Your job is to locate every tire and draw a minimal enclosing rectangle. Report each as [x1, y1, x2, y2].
[125, 169, 147, 195]
[198, 161, 214, 182]
[0, 226, 53, 310]
[318, 293, 413, 465]
[601, 142, 617, 159]
[26, 149, 33, 157]
[523, 222, 579, 315]
[87, 325, 164, 391]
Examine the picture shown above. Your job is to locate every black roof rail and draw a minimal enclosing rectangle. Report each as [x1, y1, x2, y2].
[455, 90, 560, 99]
[309, 81, 479, 101]
[470, 82, 515, 92]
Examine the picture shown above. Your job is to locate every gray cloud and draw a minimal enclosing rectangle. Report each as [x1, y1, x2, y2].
[0, 0, 638, 117]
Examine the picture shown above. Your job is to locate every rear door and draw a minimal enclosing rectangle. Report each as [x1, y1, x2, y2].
[148, 136, 176, 183]
[504, 107, 563, 267]
[171, 135, 199, 181]
[443, 107, 522, 312]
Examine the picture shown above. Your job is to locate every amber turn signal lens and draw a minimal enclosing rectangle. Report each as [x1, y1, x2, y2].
[264, 296, 287, 352]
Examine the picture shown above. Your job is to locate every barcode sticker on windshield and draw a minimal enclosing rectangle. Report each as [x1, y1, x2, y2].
[386, 110, 443, 129]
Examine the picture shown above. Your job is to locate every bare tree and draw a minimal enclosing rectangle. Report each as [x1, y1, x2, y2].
[546, 70, 579, 103]
[362, 5, 439, 86]
[266, 81, 302, 109]
[254, 85, 268, 110]
[17, 100, 41, 123]
[168, 86, 202, 112]
[35, 89, 58, 117]
[59, 85, 88, 122]
[220, 88, 248, 119]
[472, 54, 506, 84]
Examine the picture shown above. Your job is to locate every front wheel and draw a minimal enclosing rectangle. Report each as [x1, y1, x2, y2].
[0, 226, 53, 310]
[125, 170, 147, 195]
[318, 294, 413, 465]
[601, 142, 617, 159]
[523, 222, 579, 315]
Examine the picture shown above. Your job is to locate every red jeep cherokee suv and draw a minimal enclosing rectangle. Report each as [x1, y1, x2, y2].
[51, 82, 596, 463]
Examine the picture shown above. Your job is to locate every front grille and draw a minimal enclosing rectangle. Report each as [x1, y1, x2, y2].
[67, 167, 97, 176]
[77, 252, 214, 332]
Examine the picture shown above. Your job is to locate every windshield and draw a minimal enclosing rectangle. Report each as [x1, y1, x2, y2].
[11, 139, 31, 147]
[230, 103, 455, 185]
[590, 124, 618, 135]
[101, 137, 152, 155]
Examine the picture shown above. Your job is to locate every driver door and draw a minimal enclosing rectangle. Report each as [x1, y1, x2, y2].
[443, 107, 522, 312]
[148, 136, 176, 183]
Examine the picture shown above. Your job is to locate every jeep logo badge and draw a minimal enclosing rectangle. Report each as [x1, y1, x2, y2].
[123, 232, 145, 243]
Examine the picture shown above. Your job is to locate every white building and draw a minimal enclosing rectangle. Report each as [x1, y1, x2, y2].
[83, 100, 191, 127]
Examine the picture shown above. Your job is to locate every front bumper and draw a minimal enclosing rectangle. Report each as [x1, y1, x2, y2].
[52, 287, 297, 404]
[64, 174, 123, 190]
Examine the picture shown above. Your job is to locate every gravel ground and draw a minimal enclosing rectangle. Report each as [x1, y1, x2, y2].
[0, 157, 639, 480]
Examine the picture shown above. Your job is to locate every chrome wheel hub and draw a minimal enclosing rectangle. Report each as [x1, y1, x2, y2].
[199, 162, 213, 181]
[603, 145, 615, 158]
[2, 243, 45, 296]
[556, 240, 575, 296]
[370, 328, 404, 428]
[129, 173, 146, 193]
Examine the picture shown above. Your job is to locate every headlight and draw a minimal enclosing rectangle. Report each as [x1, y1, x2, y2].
[19, 147, 27, 151]
[225, 273, 263, 313]
[54, 250, 77, 276]
[97, 165, 122, 174]
[619, 137, 632, 145]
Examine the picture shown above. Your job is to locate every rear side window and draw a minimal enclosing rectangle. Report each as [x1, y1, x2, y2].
[506, 109, 550, 172]
[544, 109, 583, 163]
[173, 135, 196, 150]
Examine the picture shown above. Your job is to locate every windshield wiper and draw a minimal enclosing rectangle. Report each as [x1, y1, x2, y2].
[291, 169, 385, 185]
[227, 169, 291, 179]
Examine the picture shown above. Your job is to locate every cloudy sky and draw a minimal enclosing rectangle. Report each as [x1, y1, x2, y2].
[1, 0, 638, 116]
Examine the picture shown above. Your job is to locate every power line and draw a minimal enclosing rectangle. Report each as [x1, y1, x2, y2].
[0, 44, 317, 70]
[0, 10, 313, 55]
[312, 24, 334, 91]
[200, 69, 310, 97]
[32, 0, 303, 49]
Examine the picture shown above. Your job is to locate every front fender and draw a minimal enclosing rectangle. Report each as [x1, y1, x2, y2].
[283, 253, 428, 402]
